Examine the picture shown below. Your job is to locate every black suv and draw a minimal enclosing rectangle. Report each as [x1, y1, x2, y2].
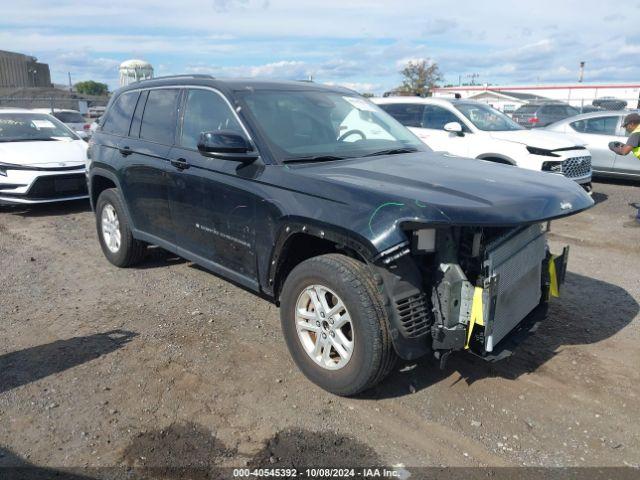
[88, 76, 593, 395]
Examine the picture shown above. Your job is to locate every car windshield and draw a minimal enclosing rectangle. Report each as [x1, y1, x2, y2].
[237, 89, 429, 162]
[455, 103, 524, 131]
[0, 113, 78, 142]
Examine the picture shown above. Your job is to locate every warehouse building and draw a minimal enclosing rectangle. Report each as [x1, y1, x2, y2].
[0, 50, 52, 88]
[433, 83, 640, 111]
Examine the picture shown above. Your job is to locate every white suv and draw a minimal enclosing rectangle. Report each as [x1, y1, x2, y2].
[374, 97, 592, 192]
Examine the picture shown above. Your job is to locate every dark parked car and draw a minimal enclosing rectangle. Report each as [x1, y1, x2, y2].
[512, 102, 579, 128]
[88, 76, 593, 395]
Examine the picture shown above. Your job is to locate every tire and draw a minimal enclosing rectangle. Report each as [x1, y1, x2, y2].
[279, 254, 396, 396]
[95, 188, 146, 267]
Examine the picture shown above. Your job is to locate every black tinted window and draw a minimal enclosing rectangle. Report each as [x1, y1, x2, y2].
[181, 89, 242, 149]
[102, 92, 139, 136]
[140, 89, 180, 144]
[378, 103, 424, 128]
[422, 105, 461, 129]
[515, 105, 538, 114]
[571, 116, 619, 135]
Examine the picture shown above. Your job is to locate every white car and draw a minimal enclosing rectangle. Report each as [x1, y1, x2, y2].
[32, 108, 91, 140]
[0, 108, 88, 205]
[374, 97, 593, 192]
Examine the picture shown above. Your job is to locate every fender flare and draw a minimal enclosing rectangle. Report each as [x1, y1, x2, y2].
[89, 167, 137, 232]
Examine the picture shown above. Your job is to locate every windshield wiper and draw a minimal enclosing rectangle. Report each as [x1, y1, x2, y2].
[282, 155, 347, 164]
[361, 147, 418, 157]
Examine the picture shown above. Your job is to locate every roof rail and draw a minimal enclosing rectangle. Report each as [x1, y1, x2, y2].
[142, 74, 215, 81]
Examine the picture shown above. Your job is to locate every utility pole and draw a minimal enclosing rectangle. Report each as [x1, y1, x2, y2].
[466, 73, 479, 86]
[578, 61, 585, 83]
[68, 72, 73, 91]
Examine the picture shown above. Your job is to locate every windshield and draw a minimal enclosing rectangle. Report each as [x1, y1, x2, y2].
[0, 113, 79, 142]
[456, 103, 524, 131]
[237, 90, 429, 162]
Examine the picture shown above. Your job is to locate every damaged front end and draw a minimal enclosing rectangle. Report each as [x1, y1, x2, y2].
[373, 222, 569, 365]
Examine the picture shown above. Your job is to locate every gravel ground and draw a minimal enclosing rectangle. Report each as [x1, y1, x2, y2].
[0, 179, 639, 478]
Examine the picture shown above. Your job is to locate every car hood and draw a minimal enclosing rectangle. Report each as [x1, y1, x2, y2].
[489, 129, 585, 149]
[0, 139, 87, 167]
[293, 151, 594, 230]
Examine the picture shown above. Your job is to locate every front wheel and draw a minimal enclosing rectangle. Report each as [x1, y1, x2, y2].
[279, 254, 396, 396]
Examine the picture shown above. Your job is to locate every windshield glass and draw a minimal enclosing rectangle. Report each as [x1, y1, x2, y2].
[0, 113, 78, 141]
[456, 102, 524, 131]
[237, 90, 429, 162]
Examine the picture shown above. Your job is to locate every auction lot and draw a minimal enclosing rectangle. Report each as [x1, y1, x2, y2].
[0, 179, 639, 475]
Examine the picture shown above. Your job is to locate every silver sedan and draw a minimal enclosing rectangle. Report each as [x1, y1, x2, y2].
[546, 111, 640, 180]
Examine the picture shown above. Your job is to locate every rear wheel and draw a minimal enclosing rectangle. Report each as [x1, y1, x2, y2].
[96, 188, 146, 267]
[280, 254, 396, 396]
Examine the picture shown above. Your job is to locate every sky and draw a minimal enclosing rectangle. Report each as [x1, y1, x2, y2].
[2, 0, 640, 95]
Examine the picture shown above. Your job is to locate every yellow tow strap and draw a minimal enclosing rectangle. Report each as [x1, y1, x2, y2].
[465, 286, 484, 349]
[549, 254, 560, 298]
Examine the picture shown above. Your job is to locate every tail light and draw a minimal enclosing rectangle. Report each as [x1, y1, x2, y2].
[528, 117, 539, 124]
[83, 124, 91, 130]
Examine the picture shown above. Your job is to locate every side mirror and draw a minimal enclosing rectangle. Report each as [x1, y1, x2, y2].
[444, 122, 464, 136]
[197, 130, 259, 161]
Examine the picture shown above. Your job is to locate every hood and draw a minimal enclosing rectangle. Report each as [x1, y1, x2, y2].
[293, 151, 594, 229]
[0, 139, 87, 167]
[489, 129, 585, 149]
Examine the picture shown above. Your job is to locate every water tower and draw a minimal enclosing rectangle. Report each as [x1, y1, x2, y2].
[119, 59, 154, 86]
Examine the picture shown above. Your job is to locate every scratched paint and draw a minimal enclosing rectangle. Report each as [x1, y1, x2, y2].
[368, 202, 405, 235]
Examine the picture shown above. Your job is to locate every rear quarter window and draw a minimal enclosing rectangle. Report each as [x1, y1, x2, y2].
[102, 92, 140, 136]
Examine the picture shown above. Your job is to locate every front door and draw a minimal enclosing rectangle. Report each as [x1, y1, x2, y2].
[167, 88, 258, 283]
[411, 104, 470, 156]
[567, 115, 618, 172]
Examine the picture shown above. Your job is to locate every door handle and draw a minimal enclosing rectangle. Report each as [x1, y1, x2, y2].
[170, 158, 190, 170]
[119, 146, 132, 157]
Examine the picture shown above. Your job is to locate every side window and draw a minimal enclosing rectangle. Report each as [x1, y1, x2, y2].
[570, 120, 586, 132]
[180, 89, 243, 149]
[582, 116, 619, 135]
[422, 105, 462, 130]
[101, 92, 139, 136]
[378, 104, 424, 128]
[140, 89, 180, 144]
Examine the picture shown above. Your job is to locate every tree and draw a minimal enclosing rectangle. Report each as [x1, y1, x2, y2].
[74, 80, 109, 96]
[397, 59, 443, 97]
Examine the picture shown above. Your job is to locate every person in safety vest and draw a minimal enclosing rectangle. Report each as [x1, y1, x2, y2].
[609, 113, 640, 158]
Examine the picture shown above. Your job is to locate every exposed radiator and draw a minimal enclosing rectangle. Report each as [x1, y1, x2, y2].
[483, 224, 546, 350]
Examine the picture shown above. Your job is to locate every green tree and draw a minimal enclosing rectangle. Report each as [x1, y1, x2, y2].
[397, 59, 443, 97]
[74, 80, 109, 96]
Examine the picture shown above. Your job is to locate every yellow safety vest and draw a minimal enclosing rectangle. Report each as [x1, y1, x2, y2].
[632, 126, 640, 159]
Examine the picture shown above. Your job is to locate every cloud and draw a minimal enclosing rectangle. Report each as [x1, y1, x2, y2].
[1, 0, 639, 93]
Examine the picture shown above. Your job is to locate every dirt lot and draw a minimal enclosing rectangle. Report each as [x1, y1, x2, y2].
[1, 179, 639, 477]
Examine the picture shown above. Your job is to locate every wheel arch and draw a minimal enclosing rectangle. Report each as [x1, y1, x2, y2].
[269, 224, 375, 302]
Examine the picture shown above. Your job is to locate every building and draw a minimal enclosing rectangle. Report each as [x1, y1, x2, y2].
[0, 50, 52, 88]
[119, 59, 154, 86]
[433, 83, 640, 111]
[464, 91, 551, 114]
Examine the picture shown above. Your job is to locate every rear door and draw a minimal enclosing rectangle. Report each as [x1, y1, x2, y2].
[167, 87, 258, 284]
[612, 117, 640, 177]
[118, 88, 181, 244]
[568, 116, 618, 172]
